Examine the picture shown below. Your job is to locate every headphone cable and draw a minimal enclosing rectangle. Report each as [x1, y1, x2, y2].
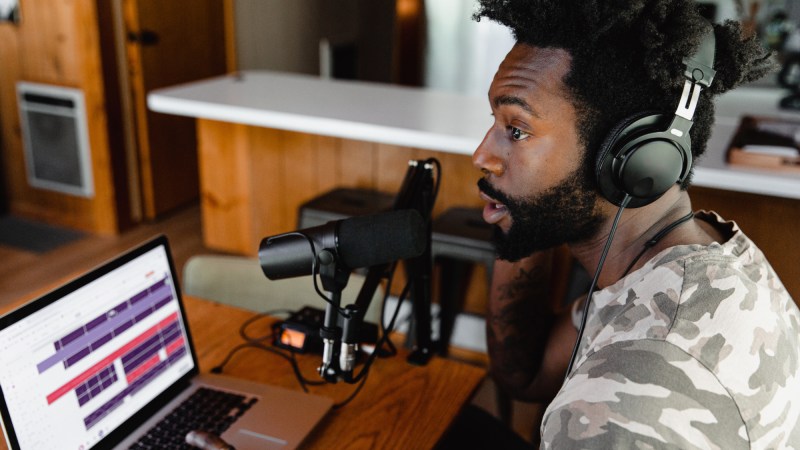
[564, 205, 697, 379]
[564, 194, 630, 378]
[620, 210, 695, 278]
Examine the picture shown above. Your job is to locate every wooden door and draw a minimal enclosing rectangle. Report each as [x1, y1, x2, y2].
[122, 0, 228, 219]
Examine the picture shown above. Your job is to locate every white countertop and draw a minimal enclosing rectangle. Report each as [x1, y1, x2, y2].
[148, 71, 800, 200]
[147, 71, 491, 155]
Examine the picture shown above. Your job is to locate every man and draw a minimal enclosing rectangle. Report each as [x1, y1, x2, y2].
[461, 0, 800, 447]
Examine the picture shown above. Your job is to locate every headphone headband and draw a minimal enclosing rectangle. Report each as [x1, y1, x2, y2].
[674, 25, 716, 126]
[683, 25, 717, 88]
[594, 22, 716, 208]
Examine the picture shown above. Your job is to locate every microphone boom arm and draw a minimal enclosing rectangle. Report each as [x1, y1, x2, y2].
[259, 158, 439, 383]
[343, 160, 437, 372]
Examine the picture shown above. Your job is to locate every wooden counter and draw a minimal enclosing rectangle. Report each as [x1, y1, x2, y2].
[148, 72, 491, 255]
[148, 72, 800, 300]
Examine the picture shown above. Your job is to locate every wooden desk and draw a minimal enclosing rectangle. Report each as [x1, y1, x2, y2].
[193, 295, 486, 449]
[0, 294, 483, 450]
[182, 295, 485, 448]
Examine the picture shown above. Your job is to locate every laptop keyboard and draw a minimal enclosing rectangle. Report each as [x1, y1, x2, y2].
[129, 387, 258, 449]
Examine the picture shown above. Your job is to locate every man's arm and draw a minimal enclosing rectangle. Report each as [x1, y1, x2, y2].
[487, 250, 577, 402]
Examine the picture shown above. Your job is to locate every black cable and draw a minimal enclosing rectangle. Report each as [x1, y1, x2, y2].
[378, 262, 399, 357]
[282, 231, 353, 318]
[348, 277, 413, 383]
[328, 281, 411, 408]
[238, 308, 295, 343]
[212, 271, 413, 402]
[564, 194, 631, 378]
[425, 157, 442, 206]
[621, 211, 695, 278]
[212, 308, 327, 391]
[338, 158, 441, 382]
[210, 340, 324, 391]
[286, 347, 327, 390]
[214, 159, 443, 407]
[321, 278, 411, 407]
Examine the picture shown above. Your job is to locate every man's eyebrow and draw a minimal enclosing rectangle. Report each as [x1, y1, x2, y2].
[493, 94, 540, 118]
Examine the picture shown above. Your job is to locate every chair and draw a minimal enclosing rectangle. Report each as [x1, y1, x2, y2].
[182, 254, 384, 324]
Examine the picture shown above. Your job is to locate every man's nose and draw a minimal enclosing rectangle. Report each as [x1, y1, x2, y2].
[473, 130, 504, 177]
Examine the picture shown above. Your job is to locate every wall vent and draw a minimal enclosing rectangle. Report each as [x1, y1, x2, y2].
[16, 82, 94, 197]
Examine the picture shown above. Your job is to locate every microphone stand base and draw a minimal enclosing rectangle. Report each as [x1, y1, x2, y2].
[407, 347, 433, 366]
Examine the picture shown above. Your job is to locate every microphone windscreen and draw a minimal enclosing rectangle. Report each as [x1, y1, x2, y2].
[338, 209, 426, 269]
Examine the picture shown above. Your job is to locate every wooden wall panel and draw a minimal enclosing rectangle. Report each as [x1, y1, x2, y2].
[689, 186, 800, 302]
[314, 135, 343, 197]
[222, 0, 237, 71]
[194, 121, 492, 314]
[0, 0, 127, 234]
[17, 1, 82, 85]
[195, 120, 486, 256]
[196, 120, 254, 252]
[436, 152, 484, 211]
[373, 144, 484, 214]
[338, 139, 378, 189]
[248, 126, 286, 246]
[279, 131, 324, 230]
[76, 0, 119, 234]
[0, 23, 22, 209]
[124, 0, 226, 219]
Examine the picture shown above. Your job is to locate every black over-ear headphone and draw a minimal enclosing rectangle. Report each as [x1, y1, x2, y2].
[595, 25, 717, 208]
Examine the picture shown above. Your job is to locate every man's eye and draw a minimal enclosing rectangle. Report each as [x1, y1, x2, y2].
[510, 126, 530, 141]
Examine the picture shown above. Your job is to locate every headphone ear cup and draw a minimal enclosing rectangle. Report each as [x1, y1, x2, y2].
[595, 112, 691, 208]
[595, 112, 660, 206]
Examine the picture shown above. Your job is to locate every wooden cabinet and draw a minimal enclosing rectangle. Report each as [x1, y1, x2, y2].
[0, 0, 230, 233]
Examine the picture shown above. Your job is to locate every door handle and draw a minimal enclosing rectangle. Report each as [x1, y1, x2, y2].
[127, 29, 159, 46]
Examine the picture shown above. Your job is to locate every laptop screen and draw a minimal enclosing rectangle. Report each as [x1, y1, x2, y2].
[0, 236, 197, 450]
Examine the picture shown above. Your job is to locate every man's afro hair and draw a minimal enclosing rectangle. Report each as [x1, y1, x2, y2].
[474, 0, 775, 186]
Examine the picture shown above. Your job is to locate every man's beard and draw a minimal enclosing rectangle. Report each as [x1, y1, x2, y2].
[478, 168, 602, 262]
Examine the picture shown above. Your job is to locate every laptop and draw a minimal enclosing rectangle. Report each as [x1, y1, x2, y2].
[0, 235, 333, 450]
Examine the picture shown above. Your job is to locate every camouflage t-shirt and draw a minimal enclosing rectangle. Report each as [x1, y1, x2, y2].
[541, 212, 800, 449]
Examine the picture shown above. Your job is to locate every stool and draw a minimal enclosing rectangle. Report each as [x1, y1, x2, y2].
[431, 207, 495, 356]
[298, 187, 395, 228]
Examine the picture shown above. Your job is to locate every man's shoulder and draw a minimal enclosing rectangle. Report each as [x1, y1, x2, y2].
[552, 255, 800, 448]
[542, 339, 749, 449]
[544, 334, 800, 448]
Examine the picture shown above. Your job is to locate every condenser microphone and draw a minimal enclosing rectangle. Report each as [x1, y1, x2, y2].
[259, 209, 427, 280]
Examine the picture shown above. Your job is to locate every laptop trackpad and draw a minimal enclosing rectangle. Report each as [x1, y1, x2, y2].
[225, 427, 289, 449]
[219, 383, 332, 450]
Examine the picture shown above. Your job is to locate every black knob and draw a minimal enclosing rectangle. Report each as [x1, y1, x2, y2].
[127, 29, 159, 46]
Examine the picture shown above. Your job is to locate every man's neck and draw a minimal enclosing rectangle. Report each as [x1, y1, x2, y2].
[569, 188, 720, 289]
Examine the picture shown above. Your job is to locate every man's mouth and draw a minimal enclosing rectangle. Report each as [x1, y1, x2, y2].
[479, 191, 509, 225]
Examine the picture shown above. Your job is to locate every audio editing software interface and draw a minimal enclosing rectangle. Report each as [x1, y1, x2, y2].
[0, 246, 193, 449]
